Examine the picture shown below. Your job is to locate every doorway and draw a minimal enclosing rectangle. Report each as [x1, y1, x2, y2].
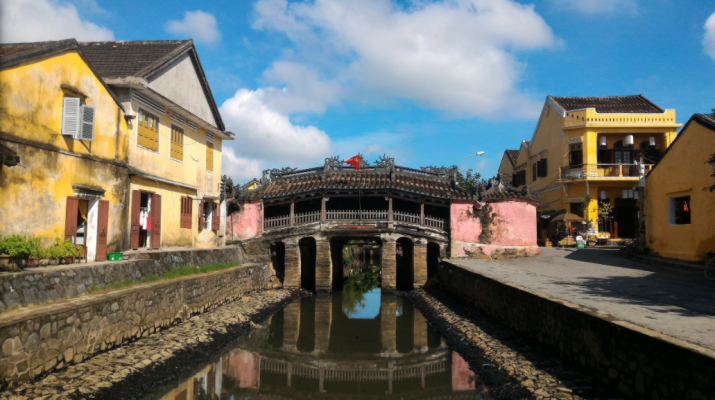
[131, 190, 161, 250]
[396, 238, 414, 291]
[299, 237, 317, 292]
[65, 196, 109, 261]
[270, 241, 286, 284]
[427, 242, 440, 281]
[614, 198, 638, 238]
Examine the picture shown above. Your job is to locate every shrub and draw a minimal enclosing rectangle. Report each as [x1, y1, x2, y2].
[48, 238, 79, 258]
[0, 235, 34, 258]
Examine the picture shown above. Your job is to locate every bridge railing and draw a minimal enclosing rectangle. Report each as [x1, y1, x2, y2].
[263, 209, 447, 231]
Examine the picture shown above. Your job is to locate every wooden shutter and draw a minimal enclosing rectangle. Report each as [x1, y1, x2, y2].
[206, 141, 214, 172]
[180, 196, 192, 229]
[61, 97, 80, 138]
[137, 109, 159, 151]
[65, 196, 79, 241]
[96, 200, 109, 261]
[170, 125, 184, 161]
[131, 190, 141, 250]
[199, 201, 205, 230]
[151, 194, 161, 249]
[212, 203, 220, 231]
[79, 105, 95, 141]
[532, 163, 537, 182]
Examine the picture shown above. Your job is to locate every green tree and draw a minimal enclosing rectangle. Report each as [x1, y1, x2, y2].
[457, 169, 487, 196]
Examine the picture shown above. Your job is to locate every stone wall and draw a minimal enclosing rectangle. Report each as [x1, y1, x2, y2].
[0, 247, 248, 310]
[0, 263, 270, 389]
[436, 261, 715, 400]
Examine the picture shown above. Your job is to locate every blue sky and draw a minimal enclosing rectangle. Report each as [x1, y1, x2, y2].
[2, 0, 713, 183]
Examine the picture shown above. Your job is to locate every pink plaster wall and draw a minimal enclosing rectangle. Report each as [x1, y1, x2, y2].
[227, 201, 263, 241]
[450, 201, 483, 243]
[223, 349, 259, 389]
[449, 199, 538, 258]
[451, 351, 476, 391]
[487, 200, 537, 247]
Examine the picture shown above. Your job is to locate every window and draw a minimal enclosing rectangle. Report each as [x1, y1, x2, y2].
[570, 203, 584, 218]
[180, 197, 192, 229]
[569, 144, 583, 166]
[170, 125, 184, 161]
[513, 169, 526, 187]
[532, 162, 538, 182]
[206, 140, 214, 172]
[137, 109, 160, 151]
[62, 97, 95, 141]
[538, 158, 547, 177]
[670, 196, 691, 225]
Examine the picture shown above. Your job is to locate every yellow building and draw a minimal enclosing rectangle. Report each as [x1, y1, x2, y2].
[645, 113, 715, 261]
[80, 40, 235, 250]
[496, 149, 519, 186]
[0, 39, 130, 261]
[501, 95, 681, 242]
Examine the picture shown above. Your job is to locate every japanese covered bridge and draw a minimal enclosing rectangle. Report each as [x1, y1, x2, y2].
[229, 155, 538, 292]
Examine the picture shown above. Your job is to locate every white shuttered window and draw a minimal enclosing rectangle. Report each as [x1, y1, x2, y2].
[62, 97, 81, 138]
[79, 105, 95, 141]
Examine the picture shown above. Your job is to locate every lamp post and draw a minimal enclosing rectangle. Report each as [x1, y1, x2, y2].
[460, 151, 485, 174]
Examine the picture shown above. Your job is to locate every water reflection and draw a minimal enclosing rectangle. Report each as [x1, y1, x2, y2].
[145, 289, 494, 400]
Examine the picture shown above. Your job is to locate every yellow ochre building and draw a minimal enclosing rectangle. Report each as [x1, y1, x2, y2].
[498, 95, 681, 243]
[645, 113, 715, 261]
[0, 39, 234, 260]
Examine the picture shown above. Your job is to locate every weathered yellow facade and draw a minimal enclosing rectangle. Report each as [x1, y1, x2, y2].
[645, 114, 715, 261]
[502, 96, 680, 241]
[0, 42, 130, 258]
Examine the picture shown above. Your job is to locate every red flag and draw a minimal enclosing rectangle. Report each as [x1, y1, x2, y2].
[344, 153, 362, 169]
[684, 201, 689, 212]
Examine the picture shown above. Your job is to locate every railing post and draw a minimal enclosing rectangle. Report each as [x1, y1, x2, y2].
[388, 196, 393, 221]
[321, 195, 326, 222]
[618, 165, 623, 177]
[290, 200, 295, 227]
[420, 201, 425, 226]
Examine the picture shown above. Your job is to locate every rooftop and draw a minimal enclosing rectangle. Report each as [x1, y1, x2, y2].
[550, 95, 664, 114]
[505, 150, 520, 166]
[78, 40, 191, 78]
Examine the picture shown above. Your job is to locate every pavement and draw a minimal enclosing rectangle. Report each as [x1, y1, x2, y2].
[449, 247, 715, 352]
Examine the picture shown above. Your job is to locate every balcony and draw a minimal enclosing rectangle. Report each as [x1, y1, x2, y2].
[560, 164, 653, 181]
[264, 209, 447, 231]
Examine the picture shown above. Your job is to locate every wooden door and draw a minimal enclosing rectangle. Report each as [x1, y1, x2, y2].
[96, 200, 109, 261]
[65, 197, 79, 242]
[151, 193, 161, 249]
[130, 190, 141, 250]
[211, 203, 220, 231]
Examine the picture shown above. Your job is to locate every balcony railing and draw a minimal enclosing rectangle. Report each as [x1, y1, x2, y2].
[263, 209, 446, 231]
[560, 164, 653, 180]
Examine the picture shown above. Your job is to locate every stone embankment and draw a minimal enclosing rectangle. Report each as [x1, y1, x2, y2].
[433, 260, 715, 400]
[408, 289, 615, 400]
[1, 288, 298, 400]
[0, 261, 275, 389]
[0, 246, 266, 310]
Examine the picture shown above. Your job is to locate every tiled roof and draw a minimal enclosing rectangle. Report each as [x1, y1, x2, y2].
[0, 39, 78, 70]
[238, 166, 476, 201]
[79, 40, 190, 78]
[550, 95, 664, 114]
[695, 113, 715, 129]
[505, 150, 519, 166]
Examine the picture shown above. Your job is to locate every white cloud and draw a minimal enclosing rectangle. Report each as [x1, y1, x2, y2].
[705, 12, 715, 61]
[219, 88, 333, 182]
[261, 61, 343, 114]
[253, 0, 555, 118]
[165, 10, 221, 43]
[0, 0, 113, 43]
[548, 0, 638, 14]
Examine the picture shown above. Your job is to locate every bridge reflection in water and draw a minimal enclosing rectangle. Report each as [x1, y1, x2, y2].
[147, 290, 493, 400]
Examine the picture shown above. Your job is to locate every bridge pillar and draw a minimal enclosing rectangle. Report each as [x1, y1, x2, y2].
[315, 239, 333, 292]
[282, 301, 301, 352]
[413, 310, 428, 353]
[380, 296, 396, 354]
[413, 240, 428, 288]
[283, 242, 301, 288]
[314, 296, 332, 353]
[381, 238, 397, 290]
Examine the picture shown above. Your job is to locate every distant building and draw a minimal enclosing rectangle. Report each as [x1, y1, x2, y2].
[500, 95, 681, 242]
[496, 149, 519, 186]
[80, 40, 235, 249]
[0, 39, 131, 261]
[645, 113, 715, 261]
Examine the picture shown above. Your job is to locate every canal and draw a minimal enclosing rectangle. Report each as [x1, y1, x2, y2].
[139, 277, 494, 399]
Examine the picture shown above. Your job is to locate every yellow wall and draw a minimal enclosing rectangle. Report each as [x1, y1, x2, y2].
[646, 120, 715, 261]
[496, 153, 514, 183]
[0, 51, 129, 250]
[128, 100, 222, 198]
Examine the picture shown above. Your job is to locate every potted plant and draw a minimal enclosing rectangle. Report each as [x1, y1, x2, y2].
[0, 235, 33, 270]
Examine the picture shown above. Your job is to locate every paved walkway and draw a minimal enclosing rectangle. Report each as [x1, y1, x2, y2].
[449, 248, 715, 352]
